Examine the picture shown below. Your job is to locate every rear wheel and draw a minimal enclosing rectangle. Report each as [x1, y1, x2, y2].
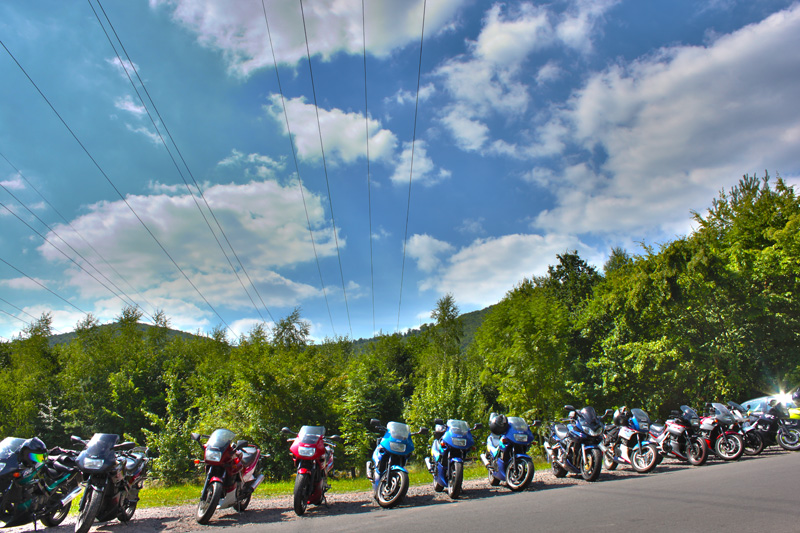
[580, 448, 602, 481]
[117, 498, 137, 522]
[505, 457, 534, 491]
[630, 444, 658, 473]
[551, 459, 567, 478]
[293, 473, 310, 516]
[714, 433, 744, 460]
[446, 462, 463, 499]
[75, 486, 102, 533]
[777, 428, 800, 451]
[196, 481, 222, 525]
[743, 431, 764, 455]
[687, 436, 708, 466]
[375, 470, 409, 508]
[40, 484, 72, 527]
[602, 447, 618, 471]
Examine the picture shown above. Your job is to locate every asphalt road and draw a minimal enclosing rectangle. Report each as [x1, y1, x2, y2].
[211, 452, 799, 533]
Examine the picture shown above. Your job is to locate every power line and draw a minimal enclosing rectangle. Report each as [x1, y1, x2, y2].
[0, 296, 64, 335]
[0, 38, 235, 338]
[0, 256, 88, 316]
[299, 0, 353, 338]
[397, 0, 427, 332]
[361, 0, 376, 335]
[0, 151, 160, 318]
[261, 0, 337, 336]
[91, 0, 275, 325]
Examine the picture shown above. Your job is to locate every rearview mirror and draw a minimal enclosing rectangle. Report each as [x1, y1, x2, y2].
[418, 427, 429, 435]
[280, 427, 292, 435]
[564, 405, 575, 412]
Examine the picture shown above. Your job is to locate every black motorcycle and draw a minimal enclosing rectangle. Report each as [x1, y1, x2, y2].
[544, 405, 609, 481]
[648, 405, 708, 465]
[72, 433, 149, 533]
[728, 401, 800, 454]
[0, 437, 82, 529]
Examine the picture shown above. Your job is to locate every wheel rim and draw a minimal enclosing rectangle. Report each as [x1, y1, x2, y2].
[380, 472, 401, 501]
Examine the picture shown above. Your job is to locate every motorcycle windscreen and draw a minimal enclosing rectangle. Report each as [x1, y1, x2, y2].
[386, 422, 410, 441]
[579, 406, 598, 422]
[711, 403, 734, 424]
[680, 405, 699, 419]
[0, 437, 25, 475]
[630, 408, 651, 430]
[508, 417, 528, 431]
[298, 426, 325, 444]
[84, 433, 119, 456]
[446, 420, 469, 436]
[206, 429, 236, 449]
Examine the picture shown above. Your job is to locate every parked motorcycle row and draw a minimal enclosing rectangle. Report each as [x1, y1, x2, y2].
[3, 402, 797, 530]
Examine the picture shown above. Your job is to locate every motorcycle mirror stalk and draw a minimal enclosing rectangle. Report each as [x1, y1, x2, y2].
[417, 427, 430, 435]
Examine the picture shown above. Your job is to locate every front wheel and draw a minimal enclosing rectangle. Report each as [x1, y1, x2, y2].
[196, 481, 222, 524]
[715, 433, 744, 460]
[505, 457, 534, 491]
[74, 486, 102, 533]
[293, 473, 310, 516]
[602, 447, 618, 471]
[630, 444, 658, 473]
[743, 431, 764, 455]
[777, 428, 800, 451]
[687, 436, 708, 466]
[447, 461, 463, 499]
[375, 469, 409, 508]
[580, 448, 602, 481]
[41, 485, 72, 527]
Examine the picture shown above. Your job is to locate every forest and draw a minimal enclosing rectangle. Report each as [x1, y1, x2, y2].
[1, 173, 798, 485]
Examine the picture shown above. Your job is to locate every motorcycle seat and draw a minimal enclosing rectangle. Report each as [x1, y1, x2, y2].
[554, 424, 569, 439]
[649, 422, 665, 435]
[240, 448, 259, 468]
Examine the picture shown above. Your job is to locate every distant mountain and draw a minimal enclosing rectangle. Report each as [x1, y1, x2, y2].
[48, 322, 202, 347]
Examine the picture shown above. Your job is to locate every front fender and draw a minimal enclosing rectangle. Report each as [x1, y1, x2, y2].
[389, 465, 408, 473]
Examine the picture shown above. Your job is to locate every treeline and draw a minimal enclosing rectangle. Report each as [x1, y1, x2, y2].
[0, 173, 798, 485]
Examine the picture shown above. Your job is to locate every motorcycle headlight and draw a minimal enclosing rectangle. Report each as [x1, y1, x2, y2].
[691, 418, 700, 428]
[389, 442, 407, 453]
[515, 434, 528, 442]
[0, 462, 6, 471]
[587, 425, 603, 437]
[205, 450, 222, 463]
[639, 422, 649, 431]
[298, 446, 316, 457]
[83, 457, 105, 470]
[451, 438, 467, 447]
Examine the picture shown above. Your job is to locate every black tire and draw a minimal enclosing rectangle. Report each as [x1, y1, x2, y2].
[743, 431, 764, 455]
[602, 449, 618, 471]
[195, 481, 222, 525]
[714, 433, 744, 460]
[687, 436, 708, 466]
[487, 470, 500, 486]
[293, 473, 310, 516]
[446, 461, 463, 499]
[75, 486, 102, 533]
[41, 484, 72, 527]
[581, 448, 602, 481]
[234, 486, 251, 512]
[777, 428, 800, 451]
[551, 460, 567, 478]
[117, 498, 137, 522]
[630, 444, 658, 473]
[505, 457, 534, 491]
[375, 469, 409, 508]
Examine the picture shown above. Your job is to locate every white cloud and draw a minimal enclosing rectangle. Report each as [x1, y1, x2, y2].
[385, 83, 436, 106]
[217, 149, 284, 179]
[265, 95, 397, 165]
[407, 234, 454, 273]
[534, 4, 800, 237]
[114, 95, 147, 116]
[151, 0, 468, 76]
[125, 124, 161, 144]
[417, 233, 595, 307]
[388, 141, 448, 187]
[0, 277, 51, 291]
[0, 176, 25, 190]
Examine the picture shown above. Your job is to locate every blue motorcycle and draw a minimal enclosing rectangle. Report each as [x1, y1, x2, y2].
[600, 407, 658, 473]
[366, 420, 428, 508]
[480, 414, 540, 491]
[425, 418, 482, 499]
[544, 405, 610, 482]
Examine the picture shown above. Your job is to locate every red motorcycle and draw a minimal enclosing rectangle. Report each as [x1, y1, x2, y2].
[281, 425, 343, 516]
[191, 429, 264, 524]
[699, 402, 744, 460]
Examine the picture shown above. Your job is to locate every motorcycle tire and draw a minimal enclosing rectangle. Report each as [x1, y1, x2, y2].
[234, 487, 251, 512]
[40, 485, 72, 527]
[714, 433, 744, 461]
[602, 449, 617, 471]
[375, 470, 409, 508]
[117, 498, 137, 522]
[196, 481, 222, 525]
[75, 486, 102, 533]
[551, 460, 567, 478]
[487, 470, 500, 486]
[581, 448, 602, 482]
[447, 462, 463, 499]
[743, 431, 764, 455]
[505, 457, 534, 491]
[687, 436, 708, 466]
[777, 428, 800, 451]
[630, 444, 658, 473]
[293, 473, 310, 516]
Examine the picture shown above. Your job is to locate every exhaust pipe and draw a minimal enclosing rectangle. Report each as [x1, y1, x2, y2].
[250, 474, 265, 492]
[60, 486, 83, 506]
[479, 453, 490, 467]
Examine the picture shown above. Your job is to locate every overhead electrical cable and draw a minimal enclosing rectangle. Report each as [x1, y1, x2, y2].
[0, 39, 236, 338]
[299, 0, 353, 338]
[91, 0, 274, 325]
[0, 295, 63, 333]
[0, 151, 160, 318]
[361, 0, 376, 335]
[261, 0, 337, 336]
[397, 0, 427, 332]
[0, 256, 88, 315]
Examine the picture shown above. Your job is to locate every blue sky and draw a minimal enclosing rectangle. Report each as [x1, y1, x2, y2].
[1, 0, 799, 342]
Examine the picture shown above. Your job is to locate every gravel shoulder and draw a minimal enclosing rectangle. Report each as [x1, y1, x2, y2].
[5, 450, 787, 532]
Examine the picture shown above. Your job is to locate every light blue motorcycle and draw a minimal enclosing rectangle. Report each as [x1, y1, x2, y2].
[480, 414, 540, 491]
[425, 418, 482, 499]
[366, 420, 428, 508]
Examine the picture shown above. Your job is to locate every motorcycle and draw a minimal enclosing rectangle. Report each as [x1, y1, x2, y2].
[480, 413, 539, 491]
[728, 401, 767, 455]
[281, 425, 343, 516]
[600, 407, 658, 473]
[648, 406, 708, 465]
[0, 437, 82, 529]
[365, 420, 428, 508]
[191, 429, 264, 524]
[72, 433, 149, 533]
[425, 418, 482, 499]
[699, 402, 744, 461]
[544, 405, 608, 481]
[729, 401, 800, 453]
